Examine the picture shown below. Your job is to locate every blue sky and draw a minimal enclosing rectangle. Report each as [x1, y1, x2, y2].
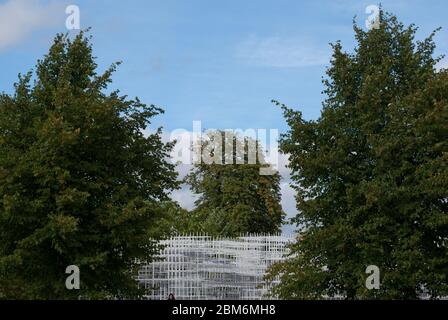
[1, 0, 447, 232]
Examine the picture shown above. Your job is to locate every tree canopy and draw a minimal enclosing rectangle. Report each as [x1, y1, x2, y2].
[186, 131, 285, 236]
[267, 11, 448, 299]
[0, 32, 178, 299]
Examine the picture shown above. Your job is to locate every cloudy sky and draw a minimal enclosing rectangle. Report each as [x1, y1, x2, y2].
[1, 0, 447, 234]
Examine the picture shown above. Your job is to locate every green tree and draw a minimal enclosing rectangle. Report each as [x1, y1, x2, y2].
[186, 131, 285, 236]
[267, 11, 448, 299]
[154, 201, 203, 236]
[0, 32, 178, 299]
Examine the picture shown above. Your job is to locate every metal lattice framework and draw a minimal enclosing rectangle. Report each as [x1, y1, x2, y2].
[138, 234, 294, 300]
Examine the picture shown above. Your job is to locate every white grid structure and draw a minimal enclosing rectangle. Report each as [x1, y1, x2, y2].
[138, 234, 294, 300]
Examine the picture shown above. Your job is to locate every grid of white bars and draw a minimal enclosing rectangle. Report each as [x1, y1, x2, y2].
[138, 234, 294, 300]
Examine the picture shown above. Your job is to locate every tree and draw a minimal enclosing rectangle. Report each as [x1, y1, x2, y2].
[186, 131, 284, 236]
[267, 11, 448, 299]
[154, 201, 203, 236]
[0, 32, 178, 299]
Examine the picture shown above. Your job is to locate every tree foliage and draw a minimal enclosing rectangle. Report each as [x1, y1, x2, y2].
[0, 32, 178, 299]
[154, 200, 203, 236]
[186, 131, 285, 236]
[267, 11, 448, 299]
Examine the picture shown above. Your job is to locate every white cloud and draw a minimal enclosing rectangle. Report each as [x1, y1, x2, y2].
[278, 153, 298, 220]
[436, 58, 448, 71]
[277, 152, 292, 180]
[236, 34, 330, 68]
[0, 0, 64, 50]
[170, 185, 197, 211]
